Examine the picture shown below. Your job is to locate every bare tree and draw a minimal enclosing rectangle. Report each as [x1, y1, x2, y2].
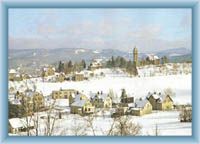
[154, 123, 160, 136]
[164, 88, 176, 97]
[179, 107, 192, 122]
[71, 116, 87, 136]
[85, 114, 96, 136]
[107, 116, 142, 136]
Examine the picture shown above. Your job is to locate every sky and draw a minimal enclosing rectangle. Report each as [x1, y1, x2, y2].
[9, 8, 192, 52]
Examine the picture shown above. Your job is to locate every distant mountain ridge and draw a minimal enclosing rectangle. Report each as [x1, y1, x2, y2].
[9, 47, 191, 69]
[156, 47, 191, 57]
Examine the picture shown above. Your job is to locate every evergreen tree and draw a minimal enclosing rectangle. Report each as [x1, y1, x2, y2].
[81, 60, 87, 69]
[111, 56, 115, 67]
[58, 61, 64, 72]
[106, 59, 112, 68]
[68, 60, 73, 68]
[119, 57, 126, 68]
[121, 89, 127, 99]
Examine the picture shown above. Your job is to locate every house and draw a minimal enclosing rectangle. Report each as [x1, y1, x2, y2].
[74, 72, 84, 81]
[121, 97, 134, 104]
[80, 70, 94, 80]
[71, 93, 95, 115]
[9, 69, 23, 81]
[90, 91, 112, 108]
[9, 117, 34, 134]
[15, 74, 23, 81]
[88, 59, 103, 71]
[55, 73, 65, 82]
[51, 89, 78, 105]
[146, 54, 160, 65]
[41, 65, 55, 77]
[147, 92, 174, 110]
[22, 74, 32, 80]
[9, 118, 24, 134]
[128, 98, 152, 116]
[9, 69, 17, 81]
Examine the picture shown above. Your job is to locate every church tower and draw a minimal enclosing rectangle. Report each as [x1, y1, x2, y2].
[133, 46, 138, 66]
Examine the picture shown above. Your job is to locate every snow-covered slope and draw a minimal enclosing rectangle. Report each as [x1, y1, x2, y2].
[35, 73, 191, 105]
[9, 65, 192, 105]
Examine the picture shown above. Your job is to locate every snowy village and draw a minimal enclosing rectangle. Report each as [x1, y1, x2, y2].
[8, 47, 192, 136]
[8, 8, 192, 137]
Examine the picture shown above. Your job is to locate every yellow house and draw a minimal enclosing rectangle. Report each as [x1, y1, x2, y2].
[22, 74, 32, 80]
[9, 69, 17, 81]
[74, 72, 84, 81]
[55, 73, 65, 82]
[90, 91, 112, 108]
[88, 59, 103, 71]
[14, 74, 23, 81]
[52, 89, 78, 105]
[147, 92, 174, 110]
[128, 99, 152, 116]
[9, 69, 24, 81]
[41, 66, 55, 77]
[71, 93, 95, 115]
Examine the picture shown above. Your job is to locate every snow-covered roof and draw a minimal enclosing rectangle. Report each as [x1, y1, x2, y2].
[9, 118, 23, 128]
[74, 93, 87, 102]
[146, 54, 160, 60]
[93, 59, 103, 63]
[15, 74, 21, 77]
[136, 99, 149, 108]
[147, 92, 161, 99]
[129, 99, 149, 109]
[54, 99, 69, 107]
[9, 116, 34, 129]
[157, 94, 173, 103]
[9, 69, 17, 74]
[147, 92, 173, 103]
[75, 71, 84, 75]
[52, 67, 56, 71]
[71, 99, 87, 107]
[90, 92, 109, 102]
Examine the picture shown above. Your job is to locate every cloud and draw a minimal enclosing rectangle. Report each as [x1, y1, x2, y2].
[9, 9, 191, 52]
[180, 14, 192, 29]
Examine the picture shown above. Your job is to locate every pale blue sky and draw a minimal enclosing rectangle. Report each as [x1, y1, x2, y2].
[9, 8, 192, 52]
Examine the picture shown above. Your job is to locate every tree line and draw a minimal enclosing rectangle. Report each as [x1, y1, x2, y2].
[57, 60, 86, 74]
[105, 56, 138, 76]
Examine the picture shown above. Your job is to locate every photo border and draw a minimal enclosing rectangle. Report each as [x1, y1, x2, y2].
[0, 0, 199, 144]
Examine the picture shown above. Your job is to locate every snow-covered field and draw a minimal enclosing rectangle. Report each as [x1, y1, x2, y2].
[33, 68, 191, 105]
[62, 111, 191, 136]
